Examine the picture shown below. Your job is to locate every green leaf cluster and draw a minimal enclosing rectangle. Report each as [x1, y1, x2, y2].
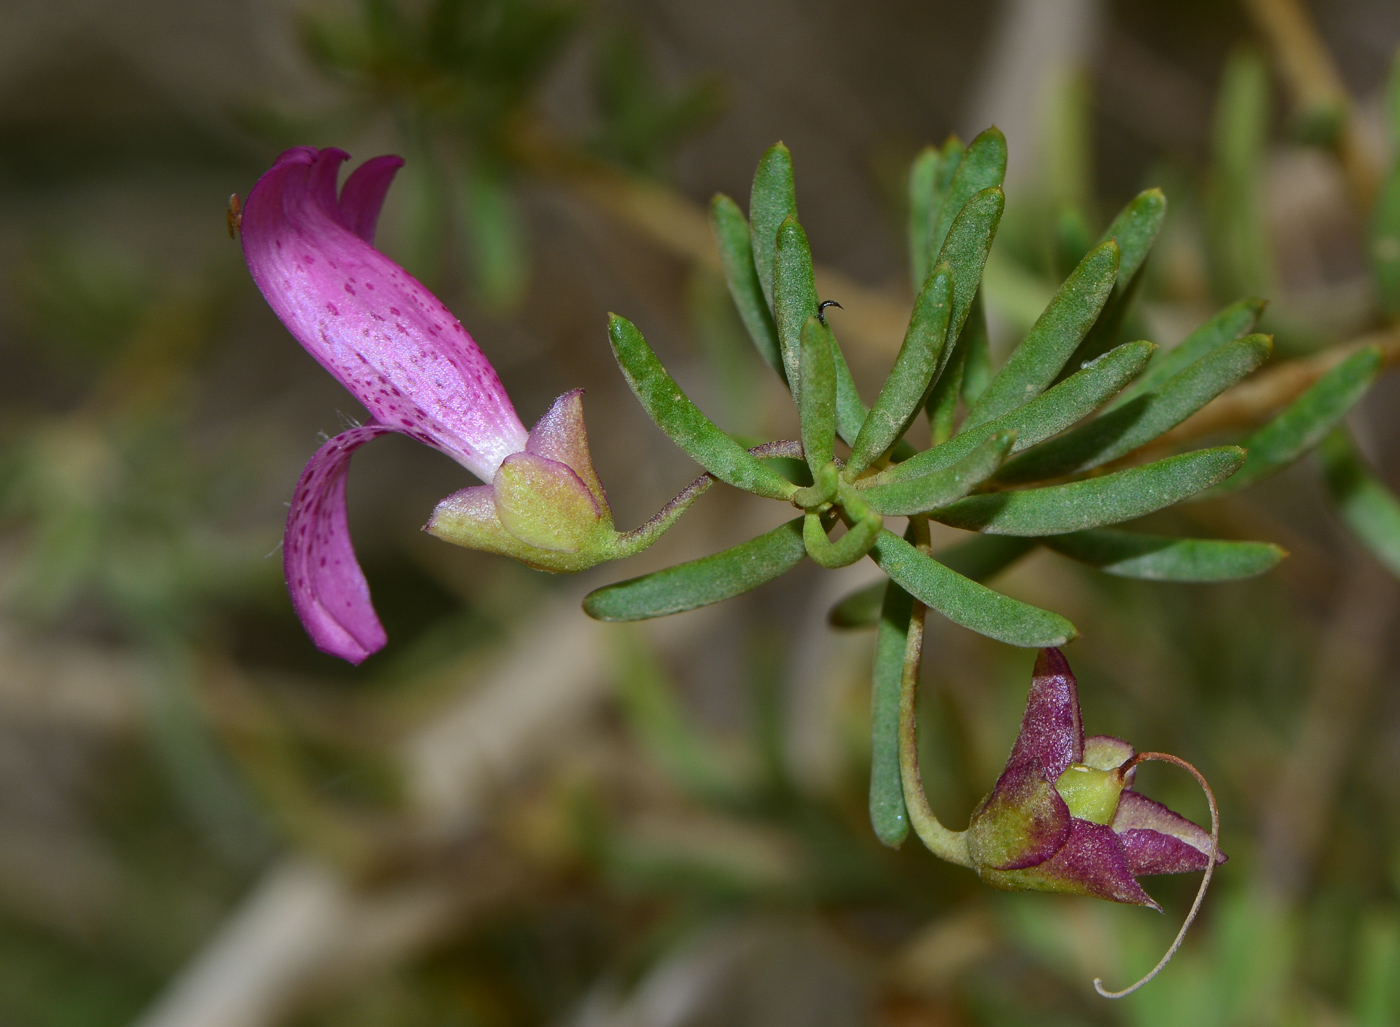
[590, 131, 1363, 635]
[580, 131, 1382, 847]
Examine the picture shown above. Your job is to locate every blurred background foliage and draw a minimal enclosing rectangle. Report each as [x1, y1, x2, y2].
[2, 0, 1400, 1025]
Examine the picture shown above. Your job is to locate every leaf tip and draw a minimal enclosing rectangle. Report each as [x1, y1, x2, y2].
[709, 192, 739, 216]
[758, 141, 793, 175]
[975, 123, 1007, 149]
[581, 590, 610, 620]
[777, 212, 804, 236]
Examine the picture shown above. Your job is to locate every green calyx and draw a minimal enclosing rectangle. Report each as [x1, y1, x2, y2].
[429, 496, 621, 572]
[429, 488, 684, 573]
[428, 450, 702, 573]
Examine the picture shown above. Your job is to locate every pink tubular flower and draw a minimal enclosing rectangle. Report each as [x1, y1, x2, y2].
[242, 147, 655, 663]
[965, 649, 1225, 907]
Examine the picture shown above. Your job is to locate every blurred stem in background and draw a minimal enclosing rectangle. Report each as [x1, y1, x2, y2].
[1208, 48, 1274, 305]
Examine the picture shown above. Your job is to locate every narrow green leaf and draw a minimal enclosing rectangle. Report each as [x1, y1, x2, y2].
[710, 194, 784, 379]
[888, 340, 1155, 483]
[846, 265, 953, 477]
[584, 517, 807, 621]
[870, 580, 912, 846]
[932, 186, 1005, 372]
[800, 317, 837, 474]
[749, 142, 795, 308]
[862, 430, 1015, 515]
[935, 446, 1246, 536]
[926, 332, 965, 446]
[964, 239, 1120, 429]
[1067, 189, 1166, 368]
[997, 333, 1272, 484]
[1321, 427, 1400, 578]
[1042, 528, 1285, 581]
[1098, 188, 1166, 286]
[871, 531, 1076, 647]
[928, 126, 1007, 261]
[924, 137, 965, 274]
[1209, 49, 1273, 301]
[937, 533, 1039, 581]
[773, 215, 818, 400]
[907, 146, 940, 294]
[831, 329, 869, 447]
[921, 179, 1007, 447]
[1069, 264, 1146, 370]
[821, 318, 908, 457]
[960, 290, 993, 407]
[1111, 297, 1265, 408]
[607, 314, 796, 499]
[935, 138, 965, 187]
[829, 534, 1036, 628]
[1054, 206, 1093, 279]
[1211, 345, 1381, 494]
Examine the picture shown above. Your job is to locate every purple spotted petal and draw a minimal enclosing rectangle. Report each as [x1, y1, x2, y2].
[284, 425, 399, 664]
[1113, 790, 1225, 875]
[242, 146, 527, 481]
[1007, 648, 1084, 780]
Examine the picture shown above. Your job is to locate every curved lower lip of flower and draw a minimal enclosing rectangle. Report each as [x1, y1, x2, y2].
[278, 385, 616, 662]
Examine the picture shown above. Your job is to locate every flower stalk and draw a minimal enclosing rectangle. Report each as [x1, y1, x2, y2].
[897, 587, 974, 866]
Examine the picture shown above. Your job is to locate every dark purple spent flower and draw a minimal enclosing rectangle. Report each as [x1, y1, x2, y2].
[967, 648, 1224, 907]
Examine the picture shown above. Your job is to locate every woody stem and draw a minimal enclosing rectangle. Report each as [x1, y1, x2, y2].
[897, 517, 972, 867]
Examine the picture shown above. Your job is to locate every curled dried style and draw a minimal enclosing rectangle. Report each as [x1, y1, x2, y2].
[1093, 751, 1221, 999]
